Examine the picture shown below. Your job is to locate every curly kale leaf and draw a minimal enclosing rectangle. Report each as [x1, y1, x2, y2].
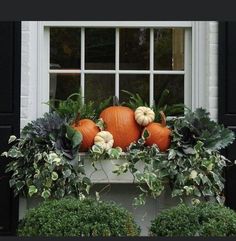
[21, 112, 66, 142]
[171, 108, 235, 152]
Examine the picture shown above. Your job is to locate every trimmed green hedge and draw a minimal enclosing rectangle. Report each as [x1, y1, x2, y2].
[18, 197, 140, 237]
[150, 202, 236, 236]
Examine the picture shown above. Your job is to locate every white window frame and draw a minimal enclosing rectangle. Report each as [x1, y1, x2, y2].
[36, 21, 207, 117]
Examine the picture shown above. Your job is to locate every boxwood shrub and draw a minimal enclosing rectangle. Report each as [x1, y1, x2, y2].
[150, 202, 236, 236]
[18, 197, 140, 237]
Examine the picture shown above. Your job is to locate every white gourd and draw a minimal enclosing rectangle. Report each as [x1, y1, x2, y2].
[94, 131, 114, 150]
[135, 106, 155, 126]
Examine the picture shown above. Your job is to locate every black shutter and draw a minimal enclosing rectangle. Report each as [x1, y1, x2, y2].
[0, 22, 21, 235]
[219, 22, 236, 209]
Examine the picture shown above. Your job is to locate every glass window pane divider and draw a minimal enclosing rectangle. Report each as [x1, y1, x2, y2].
[115, 28, 120, 98]
[153, 70, 185, 74]
[49, 69, 81, 74]
[48, 70, 185, 75]
[150, 28, 154, 106]
[81, 27, 85, 103]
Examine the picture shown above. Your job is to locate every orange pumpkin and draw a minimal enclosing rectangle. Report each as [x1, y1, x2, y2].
[144, 111, 171, 152]
[72, 119, 99, 152]
[100, 106, 141, 150]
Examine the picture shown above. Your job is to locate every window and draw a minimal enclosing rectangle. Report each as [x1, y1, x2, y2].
[38, 22, 194, 116]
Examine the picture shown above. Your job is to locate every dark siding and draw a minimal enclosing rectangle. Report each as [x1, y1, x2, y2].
[0, 22, 21, 235]
[219, 22, 236, 209]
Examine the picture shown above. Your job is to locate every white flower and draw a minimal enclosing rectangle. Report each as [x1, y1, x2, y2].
[189, 170, 198, 179]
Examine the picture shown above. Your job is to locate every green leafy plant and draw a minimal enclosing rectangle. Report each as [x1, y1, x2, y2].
[112, 130, 167, 206]
[162, 108, 235, 203]
[150, 202, 236, 236]
[1, 112, 89, 199]
[111, 109, 235, 205]
[47, 91, 112, 122]
[122, 89, 185, 121]
[18, 197, 140, 237]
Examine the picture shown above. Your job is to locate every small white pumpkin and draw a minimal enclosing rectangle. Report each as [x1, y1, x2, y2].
[135, 106, 155, 126]
[94, 131, 114, 151]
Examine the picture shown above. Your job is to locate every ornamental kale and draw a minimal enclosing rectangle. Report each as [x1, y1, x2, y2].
[170, 108, 235, 153]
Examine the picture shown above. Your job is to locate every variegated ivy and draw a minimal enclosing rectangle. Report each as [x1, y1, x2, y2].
[1, 112, 90, 200]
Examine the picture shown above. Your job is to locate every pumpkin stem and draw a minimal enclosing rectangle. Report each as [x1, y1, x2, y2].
[74, 113, 81, 125]
[159, 111, 167, 127]
[113, 96, 120, 106]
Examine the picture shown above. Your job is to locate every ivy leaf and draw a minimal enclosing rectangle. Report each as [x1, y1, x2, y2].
[96, 118, 106, 131]
[28, 185, 38, 197]
[8, 135, 17, 144]
[168, 149, 176, 160]
[51, 171, 58, 181]
[91, 144, 103, 154]
[1, 151, 8, 157]
[41, 190, 51, 199]
[62, 169, 72, 178]
[142, 129, 150, 139]
[107, 148, 122, 159]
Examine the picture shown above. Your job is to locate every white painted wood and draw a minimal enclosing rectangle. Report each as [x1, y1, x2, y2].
[184, 28, 192, 108]
[48, 69, 185, 74]
[149, 28, 154, 106]
[49, 69, 81, 73]
[81, 28, 85, 101]
[84, 158, 135, 183]
[191, 22, 208, 110]
[37, 23, 50, 117]
[42, 21, 192, 28]
[115, 28, 120, 98]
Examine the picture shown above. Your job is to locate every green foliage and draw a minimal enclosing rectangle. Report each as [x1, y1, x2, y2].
[150, 202, 236, 236]
[171, 108, 235, 151]
[121, 90, 148, 109]
[122, 89, 184, 121]
[111, 108, 235, 205]
[113, 132, 167, 206]
[152, 89, 185, 121]
[18, 197, 140, 237]
[89, 144, 124, 162]
[2, 112, 88, 199]
[47, 91, 112, 122]
[162, 108, 235, 203]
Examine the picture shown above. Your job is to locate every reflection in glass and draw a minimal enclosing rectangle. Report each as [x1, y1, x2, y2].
[50, 74, 81, 101]
[119, 75, 149, 104]
[154, 28, 184, 70]
[120, 28, 149, 70]
[85, 74, 115, 105]
[50, 28, 81, 69]
[154, 75, 184, 108]
[85, 28, 115, 70]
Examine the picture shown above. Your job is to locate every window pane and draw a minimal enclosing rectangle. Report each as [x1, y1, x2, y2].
[50, 28, 81, 69]
[85, 74, 115, 104]
[154, 75, 184, 107]
[120, 28, 150, 70]
[85, 28, 115, 70]
[119, 74, 149, 104]
[50, 74, 80, 100]
[154, 29, 184, 70]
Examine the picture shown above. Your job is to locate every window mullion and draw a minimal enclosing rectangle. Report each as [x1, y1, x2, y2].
[150, 28, 154, 106]
[115, 28, 119, 98]
[81, 27, 85, 103]
[184, 28, 192, 109]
